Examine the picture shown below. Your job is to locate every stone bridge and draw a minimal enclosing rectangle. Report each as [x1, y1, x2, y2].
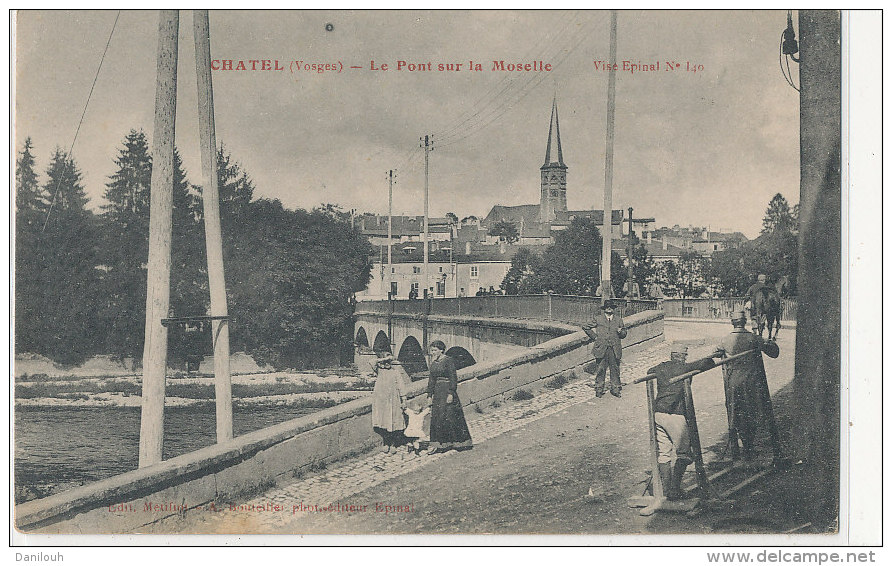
[353, 295, 658, 375]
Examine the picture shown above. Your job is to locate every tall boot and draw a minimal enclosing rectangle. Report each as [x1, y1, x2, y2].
[657, 462, 673, 500]
[671, 459, 690, 500]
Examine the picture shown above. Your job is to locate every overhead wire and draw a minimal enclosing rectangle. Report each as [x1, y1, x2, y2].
[41, 10, 121, 232]
[435, 11, 602, 150]
[435, 13, 599, 147]
[430, 10, 583, 142]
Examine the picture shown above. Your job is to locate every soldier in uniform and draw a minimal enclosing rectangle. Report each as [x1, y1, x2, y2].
[711, 310, 783, 464]
[649, 344, 715, 500]
[581, 299, 627, 397]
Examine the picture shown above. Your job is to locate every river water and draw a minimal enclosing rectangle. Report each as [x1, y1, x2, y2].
[14, 405, 319, 503]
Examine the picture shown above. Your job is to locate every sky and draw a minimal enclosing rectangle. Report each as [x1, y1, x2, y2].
[13, 10, 801, 238]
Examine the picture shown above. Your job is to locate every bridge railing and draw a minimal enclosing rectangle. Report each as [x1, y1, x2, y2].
[661, 297, 797, 321]
[354, 295, 659, 325]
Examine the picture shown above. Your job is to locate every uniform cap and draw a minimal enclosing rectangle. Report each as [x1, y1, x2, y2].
[670, 343, 688, 355]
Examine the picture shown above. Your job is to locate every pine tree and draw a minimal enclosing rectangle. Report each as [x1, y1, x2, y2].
[15, 137, 47, 354]
[15, 137, 46, 222]
[98, 131, 204, 364]
[761, 193, 795, 235]
[37, 149, 100, 364]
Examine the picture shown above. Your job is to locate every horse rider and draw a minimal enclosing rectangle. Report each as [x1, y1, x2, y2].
[744, 274, 772, 314]
[710, 310, 784, 466]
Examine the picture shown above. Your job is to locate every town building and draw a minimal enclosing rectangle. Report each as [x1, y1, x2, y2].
[356, 241, 535, 301]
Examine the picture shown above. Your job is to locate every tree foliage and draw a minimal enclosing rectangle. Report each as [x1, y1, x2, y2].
[761, 193, 795, 236]
[224, 199, 373, 368]
[708, 193, 799, 296]
[499, 216, 622, 296]
[488, 220, 519, 244]
[17, 148, 101, 364]
[15, 135, 374, 370]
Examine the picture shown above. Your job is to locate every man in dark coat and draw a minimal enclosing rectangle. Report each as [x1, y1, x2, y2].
[648, 344, 715, 500]
[581, 300, 628, 397]
[711, 310, 782, 463]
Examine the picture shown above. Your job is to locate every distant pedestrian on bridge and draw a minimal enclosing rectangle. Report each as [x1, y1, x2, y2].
[426, 340, 473, 454]
[581, 299, 627, 398]
[710, 310, 783, 465]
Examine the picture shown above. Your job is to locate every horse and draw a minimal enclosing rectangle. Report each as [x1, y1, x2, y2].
[751, 286, 781, 340]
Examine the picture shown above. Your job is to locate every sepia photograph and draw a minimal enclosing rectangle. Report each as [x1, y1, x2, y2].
[10, 9, 870, 545]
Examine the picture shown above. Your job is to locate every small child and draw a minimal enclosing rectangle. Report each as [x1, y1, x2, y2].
[403, 395, 431, 455]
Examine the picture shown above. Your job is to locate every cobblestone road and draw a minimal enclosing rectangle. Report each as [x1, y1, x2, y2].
[163, 321, 796, 535]
[170, 339, 674, 533]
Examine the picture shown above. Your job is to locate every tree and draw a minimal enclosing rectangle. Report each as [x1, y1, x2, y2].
[500, 247, 539, 294]
[224, 199, 373, 368]
[676, 251, 708, 298]
[445, 212, 459, 225]
[33, 149, 101, 364]
[762, 193, 795, 235]
[488, 220, 519, 244]
[502, 216, 622, 296]
[15, 138, 47, 354]
[15, 137, 46, 223]
[707, 194, 800, 296]
[97, 131, 202, 363]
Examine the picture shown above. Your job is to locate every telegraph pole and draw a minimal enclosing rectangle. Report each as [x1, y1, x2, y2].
[421, 134, 433, 354]
[600, 10, 618, 302]
[388, 169, 394, 297]
[421, 135, 432, 300]
[139, 10, 179, 467]
[627, 206, 635, 298]
[194, 9, 233, 444]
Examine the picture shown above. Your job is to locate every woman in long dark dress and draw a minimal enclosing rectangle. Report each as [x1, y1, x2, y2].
[426, 340, 473, 453]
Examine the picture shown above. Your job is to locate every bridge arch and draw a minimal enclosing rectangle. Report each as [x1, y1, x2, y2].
[445, 346, 476, 370]
[397, 336, 427, 377]
[372, 330, 391, 353]
[355, 326, 369, 349]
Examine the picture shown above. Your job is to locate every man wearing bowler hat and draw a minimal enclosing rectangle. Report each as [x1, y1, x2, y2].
[581, 299, 627, 397]
[711, 309, 783, 464]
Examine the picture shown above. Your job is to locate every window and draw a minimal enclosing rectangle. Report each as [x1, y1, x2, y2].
[390, 282, 398, 296]
[413, 266, 421, 274]
[436, 281, 446, 296]
[438, 266, 443, 273]
[391, 267, 395, 273]
[683, 306, 694, 316]
[410, 282, 419, 293]
[470, 265, 479, 279]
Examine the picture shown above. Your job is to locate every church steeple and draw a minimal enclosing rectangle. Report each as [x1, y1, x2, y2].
[543, 98, 565, 167]
[540, 97, 568, 223]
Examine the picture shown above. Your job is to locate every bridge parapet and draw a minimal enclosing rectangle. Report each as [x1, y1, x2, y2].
[356, 295, 658, 324]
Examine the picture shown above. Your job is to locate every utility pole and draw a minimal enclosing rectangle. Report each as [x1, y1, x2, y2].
[139, 10, 179, 467]
[627, 206, 635, 298]
[793, 9, 841, 531]
[194, 9, 233, 444]
[421, 134, 432, 354]
[421, 135, 432, 300]
[388, 169, 394, 297]
[600, 10, 618, 303]
[387, 169, 394, 348]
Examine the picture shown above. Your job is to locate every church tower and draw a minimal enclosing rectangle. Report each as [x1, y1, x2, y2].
[540, 98, 568, 223]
